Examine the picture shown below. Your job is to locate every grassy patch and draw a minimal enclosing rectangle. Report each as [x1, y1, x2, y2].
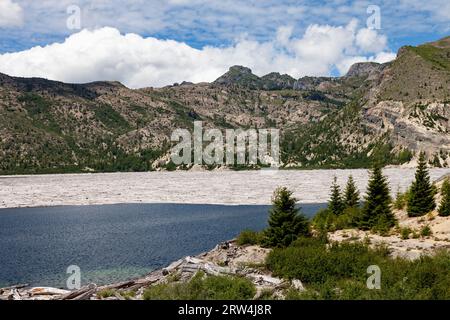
[236, 229, 264, 246]
[411, 45, 450, 71]
[420, 225, 432, 237]
[143, 272, 256, 300]
[97, 289, 116, 298]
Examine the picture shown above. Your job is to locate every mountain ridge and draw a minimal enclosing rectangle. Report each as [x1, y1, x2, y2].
[0, 36, 449, 174]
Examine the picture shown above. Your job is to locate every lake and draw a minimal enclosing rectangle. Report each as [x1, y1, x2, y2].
[0, 202, 325, 288]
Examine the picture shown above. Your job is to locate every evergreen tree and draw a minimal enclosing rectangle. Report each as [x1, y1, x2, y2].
[328, 176, 344, 215]
[344, 175, 360, 208]
[263, 187, 309, 247]
[438, 178, 450, 217]
[407, 152, 436, 217]
[360, 166, 396, 231]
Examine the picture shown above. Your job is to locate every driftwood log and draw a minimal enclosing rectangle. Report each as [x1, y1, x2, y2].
[0, 284, 28, 294]
[97, 280, 135, 291]
[59, 284, 97, 300]
[29, 287, 70, 296]
[11, 289, 22, 300]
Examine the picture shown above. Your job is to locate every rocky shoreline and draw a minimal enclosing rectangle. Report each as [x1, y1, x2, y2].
[0, 240, 291, 300]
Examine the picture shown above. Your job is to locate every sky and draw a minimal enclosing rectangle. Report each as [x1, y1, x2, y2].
[0, 0, 449, 88]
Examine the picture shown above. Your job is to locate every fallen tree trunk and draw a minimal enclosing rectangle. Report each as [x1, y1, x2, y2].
[72, 287, 97, 300]
[29, 287, 70, 296]
[59, 284, 97, 300]
[126, 276, 161, 291]
[97, 280, 135, 291]
[114, 292, 126, 300]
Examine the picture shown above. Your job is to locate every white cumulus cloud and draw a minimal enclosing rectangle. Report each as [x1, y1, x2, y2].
[0, 0, 23, 27]
[0, 21, 396, 88]
[356, 28, 388, 53]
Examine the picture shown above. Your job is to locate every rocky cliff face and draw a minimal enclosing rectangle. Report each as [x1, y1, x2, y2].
[345, 61, 387, 79]
[282, 37, 450, 168]
[356, 38, 450, 166]
[0, 36, 449, 173]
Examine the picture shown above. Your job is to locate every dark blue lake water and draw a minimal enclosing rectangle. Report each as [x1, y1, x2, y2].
[0, 203, 325, 288]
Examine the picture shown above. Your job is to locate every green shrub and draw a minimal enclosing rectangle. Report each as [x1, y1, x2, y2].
[97, 289, 116, 298]
[336, 207, 362, 229]
[143, 272, 256, 300]
[121, 290, 136, 300]
[311, 208, 336, 232]
[394, 190, 407, 210]
[267, 239, 389, 284]
[267, 237, 450, 300]
[236, 230, 263, 246]
[396, 148, 413, 164]
[312, 207, 361, 232]
[420, 225, 432, 237]
[290, 236, 328, 248]
[400, 227, 412, 240]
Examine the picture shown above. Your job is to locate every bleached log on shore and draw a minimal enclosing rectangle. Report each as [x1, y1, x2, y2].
[163, 258, 185, 273]
[10, 289, 22, 300]
[98, 280, 136, 291]
[29, 287, 70, 296]
[184, 256, 204, 264]
[126, 275, 163, 291]
[179, 256, 236, 277]
[59, 284, 97, 300]
[71, 286, 97, 300]
[0, 288, 23, 300]
[246, 273, 285, 286]
[203, 263, 235, 276]
[0, 284, 28, 294]
[114, 292, 126, 300]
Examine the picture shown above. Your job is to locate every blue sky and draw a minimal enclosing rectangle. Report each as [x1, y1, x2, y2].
[0, 0, 449, 87]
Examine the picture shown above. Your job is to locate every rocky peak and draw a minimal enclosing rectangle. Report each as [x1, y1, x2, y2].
[228, 65, 253, 74]
[260, 72, 296, 90]
[213, 65, 261, 88]
[214, 66, 297, 90]
[213, 66, 258, 85]
[345, 62, 384, 78]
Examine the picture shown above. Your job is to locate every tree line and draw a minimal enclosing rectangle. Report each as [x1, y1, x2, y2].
[238, 151, 450, 248]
